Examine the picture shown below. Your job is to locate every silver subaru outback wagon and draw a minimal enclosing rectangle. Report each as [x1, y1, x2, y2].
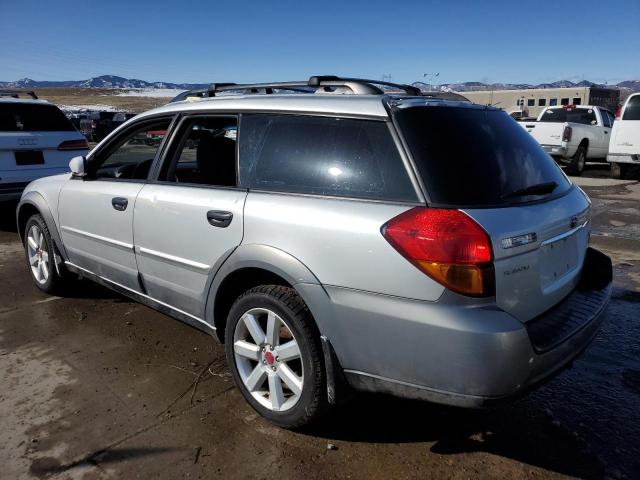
[17, 76, 612, 429]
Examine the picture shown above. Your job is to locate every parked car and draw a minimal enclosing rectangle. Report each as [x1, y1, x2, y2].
[520, 105, 616, 175]
[16, 76, 612, 429]
[608, 93, 640, 179]
[1, 91, 89, 201]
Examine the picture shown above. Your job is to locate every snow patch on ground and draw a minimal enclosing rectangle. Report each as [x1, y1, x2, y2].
[113, 88, 185, 98]
[57, 104, 121, 112]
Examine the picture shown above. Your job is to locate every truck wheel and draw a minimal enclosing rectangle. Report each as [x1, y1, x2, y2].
[225, 285, 327, 429]
[567, 145, 587, 176]
[23, 214, 72, 295]
[610, 162, 627, 180]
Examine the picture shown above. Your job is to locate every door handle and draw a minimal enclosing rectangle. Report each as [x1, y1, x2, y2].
[112, 197, 128, 211]
[604, 131, 609, 134]
[207, 210, 233, 228]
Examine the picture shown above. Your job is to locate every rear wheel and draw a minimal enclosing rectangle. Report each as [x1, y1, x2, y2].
[24, 214, 71, 294]
[567, 145, 587, 176]
[610, 162, 628, 179]
[225, 285, 327, 429]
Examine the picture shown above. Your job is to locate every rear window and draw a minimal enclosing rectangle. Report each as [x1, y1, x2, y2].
[239, 114, 418, 202]
[623, 96, 640, 120]
[0, 103, 75, 132]
[539, 107, 597, 125]
[394, 106, 571, 207]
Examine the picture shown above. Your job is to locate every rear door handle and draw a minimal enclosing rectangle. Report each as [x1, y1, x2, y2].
[207, 210, 233, 228]
[112, 197, 128, 211]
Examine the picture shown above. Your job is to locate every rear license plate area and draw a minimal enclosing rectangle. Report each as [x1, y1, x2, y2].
[540, 232, 579, 288]
[15, 150, 44, 166]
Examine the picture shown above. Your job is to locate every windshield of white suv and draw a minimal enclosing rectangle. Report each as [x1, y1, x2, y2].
[395, 105, 571, 207]
[0, 103, 75, 132]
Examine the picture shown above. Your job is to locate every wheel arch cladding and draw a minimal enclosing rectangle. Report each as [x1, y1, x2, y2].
[17, 192, 67, 260]
[205, 244, 324, 343]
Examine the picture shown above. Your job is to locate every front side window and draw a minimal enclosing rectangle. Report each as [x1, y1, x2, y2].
[239, 114, 418, 202]
[89, 119, 171, 180]
[623, 95, 640, 120]
[159, 116, 237, 187]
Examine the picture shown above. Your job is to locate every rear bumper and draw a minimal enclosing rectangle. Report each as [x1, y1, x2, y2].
[607, 154, 640, 164]
[0, 181, 31, 201]
[541, 144, 569, 158]
[307, 247, 612, 407]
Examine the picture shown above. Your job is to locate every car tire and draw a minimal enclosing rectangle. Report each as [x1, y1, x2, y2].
[225, 285, 327, 429]
[610, 162, 627, 180]
[568, 145, 587, 176]
[23, 214, 71, 295]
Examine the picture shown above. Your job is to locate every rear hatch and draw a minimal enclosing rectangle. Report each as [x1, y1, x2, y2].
[394, 102, 590, 322]
[0, 102, 88, 183]
[612, 95, 640, 155]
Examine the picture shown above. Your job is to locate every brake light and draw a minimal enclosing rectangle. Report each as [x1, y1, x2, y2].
[57, 139, 89, 150]
[615, 105, 622, 120]
[562, 126, 572, 142]
[382, 208, 495, 297]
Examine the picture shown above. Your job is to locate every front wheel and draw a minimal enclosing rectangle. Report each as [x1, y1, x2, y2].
[23, 214, 71, 294]
[567, 145, 587, 176]
[225, 285, 327, 429]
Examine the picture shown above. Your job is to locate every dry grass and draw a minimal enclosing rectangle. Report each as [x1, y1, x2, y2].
[34, 88, 172, 113]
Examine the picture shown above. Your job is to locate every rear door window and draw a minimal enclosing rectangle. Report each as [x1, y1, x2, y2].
[394, 105, 571, 207]
[0, 103, 75, 132]
[623, 96, 640, 120]
[239, 114, 418, 202]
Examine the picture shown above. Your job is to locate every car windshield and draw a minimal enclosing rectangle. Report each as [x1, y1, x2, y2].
[394, 105, 571, 207]
[0, 103, 75, 132]
[539, 107, 597, 125]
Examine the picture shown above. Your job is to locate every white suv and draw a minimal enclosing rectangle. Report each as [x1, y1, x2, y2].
[608, 93, 640, 178]
[1, 90, 88, 200]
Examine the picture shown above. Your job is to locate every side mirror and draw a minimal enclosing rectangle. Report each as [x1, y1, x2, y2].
[69, 156, 86, 178]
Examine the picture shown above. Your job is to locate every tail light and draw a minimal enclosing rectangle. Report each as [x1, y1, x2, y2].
[382, 208, 495, 297]
[562, 126, 572, 142]
[57, 139, 89, 150]
[615, 105, 622, 119]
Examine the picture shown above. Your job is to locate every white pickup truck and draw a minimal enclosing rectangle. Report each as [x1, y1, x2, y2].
[608, 93, 640, 179]
[520, 105, 616, 175]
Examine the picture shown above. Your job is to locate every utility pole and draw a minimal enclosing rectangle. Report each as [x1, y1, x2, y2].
[423, 72, 439, 92]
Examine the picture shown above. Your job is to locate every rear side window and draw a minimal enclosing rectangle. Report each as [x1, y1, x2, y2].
[0, 103, 74, 132]
[394, 106, 571, 207]
[239, 114, 418, 202]
[623, 96, 640, 120]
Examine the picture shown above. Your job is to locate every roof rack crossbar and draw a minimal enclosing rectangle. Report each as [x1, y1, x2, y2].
[0, 89, 38, 99]
[170, 75, 425, 102]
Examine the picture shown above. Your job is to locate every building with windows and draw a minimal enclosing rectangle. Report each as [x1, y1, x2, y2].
[458, 86, 620, 119]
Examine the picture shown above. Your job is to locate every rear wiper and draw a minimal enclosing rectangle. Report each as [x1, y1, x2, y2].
[501, 181, 558, 200]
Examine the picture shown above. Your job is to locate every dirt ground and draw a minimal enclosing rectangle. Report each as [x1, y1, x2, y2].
[33, 88, 172, 113]
[1, 163, 639, 479]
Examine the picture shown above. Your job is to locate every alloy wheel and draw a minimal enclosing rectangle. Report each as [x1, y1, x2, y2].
[26, 224, 49, 285]
[233, 307, 304, 412]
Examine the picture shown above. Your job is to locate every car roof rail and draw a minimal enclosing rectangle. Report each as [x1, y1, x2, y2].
[170, 75, 424, 102]
[0, 89, 38, 100]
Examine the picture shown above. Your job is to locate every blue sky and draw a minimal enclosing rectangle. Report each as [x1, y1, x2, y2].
[1, 0, 638, 85]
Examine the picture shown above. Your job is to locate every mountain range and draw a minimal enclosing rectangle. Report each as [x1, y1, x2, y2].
[1, 75, 639, 93]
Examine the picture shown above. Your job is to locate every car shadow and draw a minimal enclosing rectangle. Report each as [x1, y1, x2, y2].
[306, 393, 603, 479]
[0, 200, 19, 233]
